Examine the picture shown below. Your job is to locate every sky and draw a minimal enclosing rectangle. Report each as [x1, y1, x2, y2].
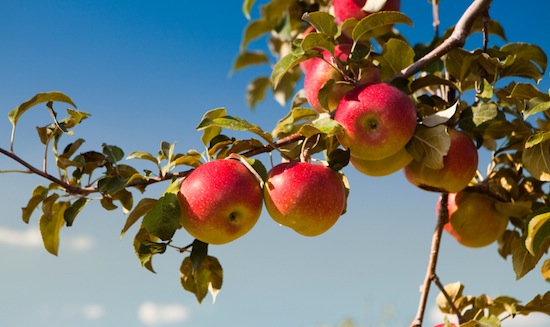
[0, 1, 549, 327]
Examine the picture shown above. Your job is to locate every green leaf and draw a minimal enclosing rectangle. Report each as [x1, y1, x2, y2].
[410, 74, 459, 93]
[190, 239, 209, 272]
[8, 91, 76, 128]
[133, 226, 162, 273]
[100, 197, 118, 211]
[524, 99, 550, 119]
[352, 11, 413, 41]
[127, 151, 159, 165]
[406, 125, 451, 170]
[421, 102, 458, 127]
[241, 19, 273, 51]
[511, 232, 544, 279]
[436, 281, 464, 314]
[142, 182, 181, 241]
[197, 114, 273, 143]
[171, 152, 203, 168]
[102, 144, 124, 164]
[445, 48, 480, 82]
[519, 292, 550, 315]
[301, 32, 335, 53]
[302, 11, 337, 37]
[246, 76, 271, 108]
[64, 198, 89, 227]
[121, 198, 158, 238]
[21, 185, 48, 223]
[232, 51, 269, 71]
[271, 51, 308, 89]
[522, 138, 550, 181]
[472, 102, 498, 126]
[242, 0, 255, 20]
[501, 42, 547, 74]
[197, 108, 226, 146]
[39, 197, 69, 256]
[272, 107, 318, 137]
[525, 209, 550, 255]
[541, 260, 550, 282]
[180, 255, 223, 303]
[376, 38, 415, 80]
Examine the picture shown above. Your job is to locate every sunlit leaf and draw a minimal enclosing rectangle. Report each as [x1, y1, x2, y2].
[21, 185, 48, 223]
[406, 125, 451, 170]
[352, 11, 413, 41]
[127, 151, 159, 165]
[246, 76, 271, 108]
[422, 102, 458, 127]
[133, 226, 162, 273]
[8, 91, 76, 128]
[180, 255, 223, 303]
[541, 259, 550, 282]
[375, 38, 414, 80]
[302, 11, 337, 37]
[142, 181, 181, 241]
[197, 114, 273, 143]
[501, 43, 547, 74]
[271, 52, 308, 89]
[64, 198, 89, 227]
[519, 292, 550, 315]
[511, 233, 544, 279]
[472, 102, 498, 126]
[436, 281, 464, 314]
[198, 108, 226, 146]
[121, 198, 158, 238]
[522, 139, 550, 181]
[232, 51, 269, 71]
[39, 197, 69, 256]
[242, 0, 255, 20]
[525, 209, 550, 255]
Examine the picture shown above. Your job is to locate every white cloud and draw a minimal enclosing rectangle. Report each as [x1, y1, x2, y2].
[0, 226, 93, 251]
[427, 305, 550, 327]
[138, 302, 190, 326]
[82, 304, 105, 320]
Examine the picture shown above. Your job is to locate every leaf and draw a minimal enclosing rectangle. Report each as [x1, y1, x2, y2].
[127, 151, 159, 165]
[271, 51, 308, 89]
[241, 19, 273, 51]
[376, 38, 415, 80]
[525, 209, 550, 255]
[301, 32, 335, 53]
[362, 0, 388, 12]
[501, 43, 547, 74]
[197, 114, 273, 143]
[102, 144, 124, 164]
[302, 11, 337, 37]
[121, 198, 158, 238]
[406, 125, 451, 170]
[351, 11, 413, 41]
[190, 239, 209, 272]
[198, 108, 226, 146]
[511, 232, 544, 280]
[180, 255, 223, 303]
[232, 51, 269, 71]
[422, 102, 458, 127]
[436, 281, 464, 314]
[542, 259, 550, 282]
[522, 139, 550, 181]
[142, 182, 181, 241]
[39, 197, 70, 256]
[472, 102, 498, 126]
[524, 99, 550, 119]
[410, 74, 458, 93]
[519, 292, 550, 315]
[8, 91, 76, 128]
[21, 185, 48, 223]
[445, 48, 480, 82]
[272, 107, 318, 137]
[246, 76, 271, 108]
[133, 226, 162, 273]
[242, 0, 255, 20]
[64, 198, 89, 227]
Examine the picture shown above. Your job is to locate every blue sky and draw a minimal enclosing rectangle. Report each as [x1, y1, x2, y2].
[0, 1, 549, 326]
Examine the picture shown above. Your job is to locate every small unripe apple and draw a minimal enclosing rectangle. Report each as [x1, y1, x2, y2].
[304, 44, 380, 112]
[350, 147, 412, 177]
[437, 192, 508, 248]
[334, 82, 417, 160]
[404, 129, 478, 193]
[263, 162, 346, 236]
[178, 159, 263, 245]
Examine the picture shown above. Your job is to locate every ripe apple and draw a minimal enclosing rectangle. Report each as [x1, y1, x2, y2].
[304, 44, 380, 112]
[350, 147, 412, 177]
[178, 159, 263, 245]
[333, 82, 417, 160]
[333, 0, 402, 35]
[263, 162, 346, 236]
[437, 192, 508, 248]
[404, 129, 478, 193]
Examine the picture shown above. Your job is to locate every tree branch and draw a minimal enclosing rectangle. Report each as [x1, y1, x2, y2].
[398, 0, 493, 79]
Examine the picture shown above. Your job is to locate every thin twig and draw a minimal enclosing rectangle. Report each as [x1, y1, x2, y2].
[432, 0, 440, 38]
[432, 274, 464, 323]
[410, 193, 449, 327]
[397, 0, 494, 79]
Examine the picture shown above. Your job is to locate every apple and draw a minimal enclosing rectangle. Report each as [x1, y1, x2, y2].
[350, 147, 412, 177]
[333, 0, 402, 35]
[333, 82, 417, 160]
[437, 192, 508, 248]
[178, 159, 263, 245]
[433, 324, 457, 327]
[404, 129, 478, 193]
[263, 161, 346, 236]
[304, 44, 380, 112]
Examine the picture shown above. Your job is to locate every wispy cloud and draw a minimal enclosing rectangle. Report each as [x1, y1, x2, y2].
[0, 226, 94, 251]
[428, 305, 550, 327]
[138, 302, 190, 326]
[82, 304, 105, 320]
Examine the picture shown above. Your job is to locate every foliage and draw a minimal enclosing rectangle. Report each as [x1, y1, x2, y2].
[2, 0, 550, 326]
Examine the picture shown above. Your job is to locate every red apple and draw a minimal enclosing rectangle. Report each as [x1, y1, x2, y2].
[263, 162, 346, 236]
[333, 0, 402, 35]
[404, 129, 478, 193]
[437, 192, 508, 248]
[178, 159, 263, 245]
[304, 44, 380, 112]
[350, 147, 412, 177]
[334, 82, 417, 160]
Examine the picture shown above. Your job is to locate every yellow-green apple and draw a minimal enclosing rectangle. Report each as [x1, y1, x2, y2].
[404, 129, 478, 193]
[334, 82, 417, 160]
[304, 44, 380, 112]
[333, 0, 402, 35]
[350, 147, 412, 177]
[263, 162, 346, 236]
[178, 159, 263, 245]
[437, 192, 508, 248]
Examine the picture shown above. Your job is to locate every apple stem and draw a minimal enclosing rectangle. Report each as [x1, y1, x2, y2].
[410, 192, 449, 327]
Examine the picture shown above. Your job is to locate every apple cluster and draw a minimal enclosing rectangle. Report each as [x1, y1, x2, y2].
[177, 158, 346, 245]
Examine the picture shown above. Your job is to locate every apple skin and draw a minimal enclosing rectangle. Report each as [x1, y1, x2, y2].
[433, 324, 457, 327]
[333, 82, 417, 160]
[404, 129, 478, 193]
[437, 192, 508, 248]
[304, 44, 380, 113]
[263, 162, 346, 237]
[350, 147, 412, 177]
[333, 0, 402, 35]
[178, 159, 263, 245]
